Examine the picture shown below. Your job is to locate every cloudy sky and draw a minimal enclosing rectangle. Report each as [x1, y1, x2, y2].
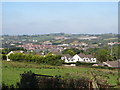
[2, 2, 118, 35]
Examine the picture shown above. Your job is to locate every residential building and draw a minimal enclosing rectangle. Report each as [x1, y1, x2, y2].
[92, 60, 120, 68]
[6, 51, 24, 61]
[61, 54, 97, 63]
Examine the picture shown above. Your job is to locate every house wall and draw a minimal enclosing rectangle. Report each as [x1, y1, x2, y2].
[72, 55, 83, 62]
[83, 58, 96, 63]
[61, 54, 97, 63]
[6, 51, 24, 61]
[6, 51, 14, 61]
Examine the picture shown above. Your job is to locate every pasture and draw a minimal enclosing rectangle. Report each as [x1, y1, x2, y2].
[2, 61, 119, 87]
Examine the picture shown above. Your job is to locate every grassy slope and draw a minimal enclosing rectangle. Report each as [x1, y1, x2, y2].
[2, 61, 118, 86]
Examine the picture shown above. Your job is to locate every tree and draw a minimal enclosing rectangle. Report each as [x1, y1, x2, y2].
[85, 48, 99, 55]
[17, 71, 38, 88]
[111, 45, 120, 60]
[62, 49, 75, 56]
[95, 49, 109, 63]
[62, 48, 81, 56]
[8, 53, 63, 66]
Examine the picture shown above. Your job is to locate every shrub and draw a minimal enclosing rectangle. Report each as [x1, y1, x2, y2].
[2, 83, 15, 90]
[2, 71, 116, 89]
[17, 71, 38, 88]
[8, 53, 63, 66]
[16, 71, 89, 89]
[92, 66, 115, 70]
[76, 61, 96, 66]
[0, 54, 7, 60]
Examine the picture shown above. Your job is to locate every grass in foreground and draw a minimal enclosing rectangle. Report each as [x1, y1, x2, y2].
[2, 61, 119, 87]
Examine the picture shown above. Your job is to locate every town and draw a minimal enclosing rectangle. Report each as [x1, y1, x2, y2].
[1, 1, 119, 89]
[1, 33, 120, 67]
[1, 33, 120, 89]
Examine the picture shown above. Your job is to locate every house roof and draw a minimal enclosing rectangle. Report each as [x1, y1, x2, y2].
[78, 53, 93, 58]
[52, 52, 62, 55]
[62, 54, 72, 58]
[103, 60, 120, 67]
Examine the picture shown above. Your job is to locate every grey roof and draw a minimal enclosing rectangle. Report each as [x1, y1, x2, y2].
[78, 53, 94, 58]
[62, 54, 72, 58]
[104, 60, 120, 67]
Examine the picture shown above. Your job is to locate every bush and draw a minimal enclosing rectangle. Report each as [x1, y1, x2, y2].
[8, 53, 63, 66]
[76, 61, 96, 66]
[0, 54, 7, 60]
[17, 71, 38, 88]
[2, 83, 15, 90]
[92, 66, 115, 70]
[2, 71, 116, 89]
[18, 71, 89, 89]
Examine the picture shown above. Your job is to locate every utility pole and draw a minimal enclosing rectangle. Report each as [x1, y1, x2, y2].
[109, 42, 113, 56]
[110, 44, 113, 56]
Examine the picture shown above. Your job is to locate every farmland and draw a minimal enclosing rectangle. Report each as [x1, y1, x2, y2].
[2, 61, 118, 87]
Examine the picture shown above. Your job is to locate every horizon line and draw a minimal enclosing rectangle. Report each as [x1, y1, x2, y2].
[1, 32, 118, 36]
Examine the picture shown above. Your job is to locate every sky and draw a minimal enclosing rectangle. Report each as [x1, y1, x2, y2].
[2, 2, 118, 35]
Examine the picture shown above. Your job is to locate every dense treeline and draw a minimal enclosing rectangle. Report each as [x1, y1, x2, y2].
[8, 53, 63, 66]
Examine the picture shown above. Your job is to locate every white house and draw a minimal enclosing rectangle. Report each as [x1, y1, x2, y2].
[61, 53, 97, 63]
[6, 51, 24, 61]
[61, 54, 73, 63]
[78, 53, 96, 63]
[72, 54, 83, 62]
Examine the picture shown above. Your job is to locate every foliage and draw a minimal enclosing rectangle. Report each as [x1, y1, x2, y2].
[76, 61, 96, 66]
[2, 61, 118, 87]
[17, 71, 38, 88]
[8, 53, 63, 66]
[62, 49, 75, 56]
[85, 48, 99, 55]
[92, 66, 115, 70]
[95, 49, 110, 62]
[1, 47, 26, 54]
[62, 48, 80, 56]
[2, 83, 15, 90]
[37, 76, 89, 89]
[2, 71, 89, 89]
[2, 70, 118, 89]
[0, 54, 7, 60]
[111, 45, 120, 60]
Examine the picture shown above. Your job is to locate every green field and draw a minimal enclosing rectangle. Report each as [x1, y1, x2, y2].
[2, 61, 119, 87]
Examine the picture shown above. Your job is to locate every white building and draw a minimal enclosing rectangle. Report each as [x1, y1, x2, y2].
[61, 54, 73, 63]
[61, 54, 97, 63]
[6, 51, 24, 61]
[72, 54, 83, 62]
